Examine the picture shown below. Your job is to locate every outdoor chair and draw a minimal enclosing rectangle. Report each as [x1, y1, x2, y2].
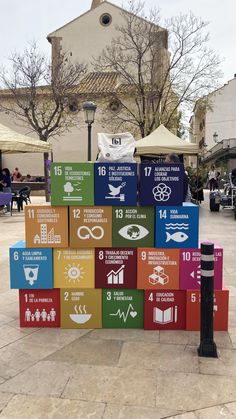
[11, 186, 31, 212]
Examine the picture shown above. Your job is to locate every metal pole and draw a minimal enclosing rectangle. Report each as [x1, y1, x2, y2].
[88, 123, 92, 162]
[198, 242, 218, 357]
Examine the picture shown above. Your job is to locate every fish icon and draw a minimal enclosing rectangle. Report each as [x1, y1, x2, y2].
[166, 231, 188, 243]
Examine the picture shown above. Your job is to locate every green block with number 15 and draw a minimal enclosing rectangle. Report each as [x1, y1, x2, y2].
[51, 163, 94, 206]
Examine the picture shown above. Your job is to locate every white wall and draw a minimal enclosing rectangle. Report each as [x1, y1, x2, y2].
[205, 78, 236, 149]
[50, 3, 126, 69]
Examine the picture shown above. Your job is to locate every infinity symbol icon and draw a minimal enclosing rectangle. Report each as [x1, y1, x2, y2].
[77, 226, 104, 240]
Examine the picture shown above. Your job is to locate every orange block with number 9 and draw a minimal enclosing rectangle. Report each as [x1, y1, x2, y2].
[186, 290, 229, 331]
[25, 205, 68, 248]
[137, 248, 180, 289]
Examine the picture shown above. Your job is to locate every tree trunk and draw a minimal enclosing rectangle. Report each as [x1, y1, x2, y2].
[43, 152, 50, 202]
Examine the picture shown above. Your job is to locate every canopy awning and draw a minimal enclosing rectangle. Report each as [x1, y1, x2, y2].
[135, 124, 198, 155]
[0, 123, 52, 154]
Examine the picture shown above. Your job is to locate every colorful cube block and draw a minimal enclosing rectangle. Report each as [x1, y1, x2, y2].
[69, 206, 112, 248]
[144, 290, 186, 330]
[60, 289, 102, 328]
[51, 163, 94, 206]
[155, 203, 199, 248]
[53, 248, 95, 288]
[95, 248, 137, 289]
[19, 289, 60, 327]
[102, 289, 144, 328]
[137, 248, 179, 290]
[112, 206, 154, 247]
[139, 163, 184, 206]
[25, 205, 68, 248]
[180, 247, 223, 290]
[186, 290, 229, 331]
[94, 163, 137, 206]
[10, 241, 53, 289]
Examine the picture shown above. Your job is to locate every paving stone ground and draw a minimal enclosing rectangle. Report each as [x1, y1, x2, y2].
[0, 192, 236, 418]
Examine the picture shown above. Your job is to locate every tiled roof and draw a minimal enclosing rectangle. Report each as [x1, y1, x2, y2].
[77, 71, 120, 94]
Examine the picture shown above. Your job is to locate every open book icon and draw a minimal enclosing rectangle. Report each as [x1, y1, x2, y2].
[153, 306, 178, 324]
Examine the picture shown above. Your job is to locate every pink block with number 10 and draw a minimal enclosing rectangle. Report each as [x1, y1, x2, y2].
[180, 246, 223, 290]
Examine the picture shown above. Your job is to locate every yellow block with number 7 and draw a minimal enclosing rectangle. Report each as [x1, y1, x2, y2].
[53, 249, 95, 288]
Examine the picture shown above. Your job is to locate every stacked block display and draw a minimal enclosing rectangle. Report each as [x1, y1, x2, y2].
[9, 161, 228, 330]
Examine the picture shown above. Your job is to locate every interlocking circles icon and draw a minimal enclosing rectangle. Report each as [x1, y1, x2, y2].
[152, 183, 171, 202]
[77, 226, 104, 240]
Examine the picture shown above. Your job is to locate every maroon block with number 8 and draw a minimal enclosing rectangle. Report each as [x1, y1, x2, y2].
[95, 248, 137, 289]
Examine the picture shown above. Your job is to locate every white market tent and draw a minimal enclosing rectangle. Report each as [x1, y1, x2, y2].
[0, 123, 52, 154]
[135, 124, 198, 156]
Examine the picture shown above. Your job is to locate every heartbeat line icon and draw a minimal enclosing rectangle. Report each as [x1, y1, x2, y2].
[109, 304, 137, 323]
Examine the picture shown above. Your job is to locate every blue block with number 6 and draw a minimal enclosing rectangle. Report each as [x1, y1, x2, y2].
[155, 203, 199, 248]
[10, 241, 53, 289]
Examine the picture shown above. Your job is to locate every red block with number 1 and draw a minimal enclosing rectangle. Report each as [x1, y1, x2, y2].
[19, 289, 60, 327]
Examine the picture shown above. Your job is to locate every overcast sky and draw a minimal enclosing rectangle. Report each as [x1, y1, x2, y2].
[0, 0, 235, 83]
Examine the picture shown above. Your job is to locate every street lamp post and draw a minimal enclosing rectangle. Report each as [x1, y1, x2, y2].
[82, 101, 97, 161]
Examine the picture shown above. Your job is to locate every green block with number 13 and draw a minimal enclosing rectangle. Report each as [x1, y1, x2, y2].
[51, 163, 94, 206]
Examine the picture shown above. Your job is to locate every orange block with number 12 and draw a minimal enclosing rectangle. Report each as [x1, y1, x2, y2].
[69, 206, 112, 248]
[25, 205, 68, 248]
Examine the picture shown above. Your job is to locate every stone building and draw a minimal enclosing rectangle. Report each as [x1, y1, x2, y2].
[190, 76, 236, 172]
[0, 0, 169, 174]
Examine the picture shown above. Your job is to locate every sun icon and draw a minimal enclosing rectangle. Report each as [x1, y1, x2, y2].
[64, 263, 84, 284]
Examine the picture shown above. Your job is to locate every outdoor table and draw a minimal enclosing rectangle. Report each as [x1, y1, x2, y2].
[0, 193, 12, 215]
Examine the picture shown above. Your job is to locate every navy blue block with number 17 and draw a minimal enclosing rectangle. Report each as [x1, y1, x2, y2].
[94, 163, 137, 206]
[139, 163, 184, 206]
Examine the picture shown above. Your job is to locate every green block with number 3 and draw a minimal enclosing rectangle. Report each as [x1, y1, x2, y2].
[103, 289, 144, 328]
[112, 206, 154, 247]
[51, 163, 94, 206]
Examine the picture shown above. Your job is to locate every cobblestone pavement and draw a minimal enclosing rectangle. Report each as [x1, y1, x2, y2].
[0, 193, 236, 418]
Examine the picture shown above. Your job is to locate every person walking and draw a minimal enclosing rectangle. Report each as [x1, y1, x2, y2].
[208, 165, 218, 191]
[0, 168, 12, 212]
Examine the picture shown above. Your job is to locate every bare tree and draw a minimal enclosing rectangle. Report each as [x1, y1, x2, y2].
[94, 0, 222, 138]
[0, 43, 86, 200]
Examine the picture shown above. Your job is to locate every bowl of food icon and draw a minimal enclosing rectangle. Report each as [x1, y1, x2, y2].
[69, 314, 91, 324]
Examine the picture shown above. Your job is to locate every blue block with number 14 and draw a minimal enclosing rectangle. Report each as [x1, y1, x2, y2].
[9, 241, 53, 289]
[155, 203, 199, 248]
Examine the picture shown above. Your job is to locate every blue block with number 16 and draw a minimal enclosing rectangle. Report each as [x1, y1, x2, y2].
[155, 203, 199, 248]
[9, 241, 53, 289]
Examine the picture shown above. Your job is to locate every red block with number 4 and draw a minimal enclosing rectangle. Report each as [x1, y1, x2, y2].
[186, 290, 229, 331]
[19, 289, 60, 327]
[144, 290, 186, 330]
